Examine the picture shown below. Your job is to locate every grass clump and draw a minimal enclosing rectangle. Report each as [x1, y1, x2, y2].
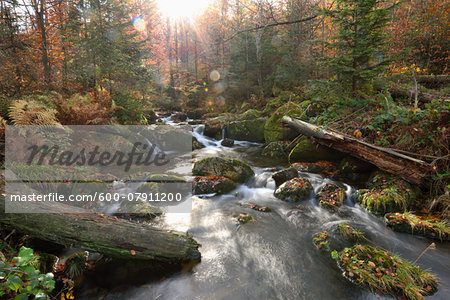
[313, 231, 331, 251]
[385, 212, 450, 241]
[358, 171, 418, 215]
[336, 245, 437, 300]
[337, 223, 365, 241]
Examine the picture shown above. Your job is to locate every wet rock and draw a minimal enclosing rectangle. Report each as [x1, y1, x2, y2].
[144, 110, 158, 124]
[187, 109, 204, 120]
[203, 123, 223, 139]
[291, 161, 338, 176]
[385, 212, 450, 241]
[358, 171, 419, 215]
[145, 174, 186, 183]
[261, 141, 289, 158]
[193, 137, 205, 150]
[221, 138, 235, 147]
[193, 176, 236, 195]
[188, 120, 203, 125]
[288, 136, 340, 163]
[172, 112, 187, 123]
[116, 201, 163, 221]
[224, 118, 266, 142]
[335, 245, 438, 299]
[272, 167, 299, 187]
[264, 103, 301, 143]
[245, 202, 272, 212]
[317, 183, 346, 211]
[193, 157, 254, 183]
[237, 213, 254, 224]
[274, 177, 312, 202]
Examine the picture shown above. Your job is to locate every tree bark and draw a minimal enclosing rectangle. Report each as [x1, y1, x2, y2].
[282, 116, 433, 186]
[0, 198, 201, 263]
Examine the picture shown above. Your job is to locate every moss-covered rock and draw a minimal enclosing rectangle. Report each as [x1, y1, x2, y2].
[193, 176, 236, 195]
[335, 245, 438, 300]
[358, 171, 419, 215]
[193, 137, 205, 150]
[274, 177, 312, 202]
[261, 141, 289, 158]
[239, 109, 260, 120]
[385, 212, 450, 241]
[317, 183, 346, 211]
[116, 200, 163, 221]
[313, 231, 331, 251]
[221, 138, 234, 147]
[192, 157, 254, 183]
[272, 167, 298, 187]
[288, 136, 338, 163]
[264, 103, 301, 143]
[225, 118, 266, 142]
[146, 174, 186, 182]
[237, 213, 254, 224]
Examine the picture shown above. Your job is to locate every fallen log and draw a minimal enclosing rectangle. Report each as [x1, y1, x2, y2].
[388, 84, 449, 103]
[282, 116, 433, 186]
[416, 75, 450, 87]
[0, 197, 201, 262]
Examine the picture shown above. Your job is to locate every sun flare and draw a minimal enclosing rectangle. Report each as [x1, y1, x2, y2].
[156, 0, 211, 19]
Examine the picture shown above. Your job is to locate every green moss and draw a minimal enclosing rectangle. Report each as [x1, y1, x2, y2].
[358, 171, 419, 215]
[274, 177, 312, 202]
[239, 109, 260, 120]
[288, 137, 336, 163]
[336, 245, 438, 300]
[264, 102, 303, 143]
[192, 157, 254, 183]
[317, 183, 346, 211]
[385, 212, 450, 241]
[225, 119, 266, 142]
[313, 231, 331, 251]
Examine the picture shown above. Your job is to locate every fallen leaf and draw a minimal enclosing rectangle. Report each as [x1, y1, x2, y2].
[130, 250, 136, 255]
[368, 261, 376, 268]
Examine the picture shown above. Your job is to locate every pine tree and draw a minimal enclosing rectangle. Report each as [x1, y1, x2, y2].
[320, 0, 394, 93]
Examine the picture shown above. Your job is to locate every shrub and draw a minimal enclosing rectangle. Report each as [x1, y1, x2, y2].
[112, 91, 146, 124]
[9, 100, 60, 125]
[0, 246, 55, 299]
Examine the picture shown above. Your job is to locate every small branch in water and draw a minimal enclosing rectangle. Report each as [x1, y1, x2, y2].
[4, 229, 15, 241]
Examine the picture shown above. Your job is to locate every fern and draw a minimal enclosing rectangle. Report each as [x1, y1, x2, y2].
[9, 100, 60, 125]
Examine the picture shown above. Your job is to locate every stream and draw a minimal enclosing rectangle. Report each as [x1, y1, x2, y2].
[78, 117, 450, 300]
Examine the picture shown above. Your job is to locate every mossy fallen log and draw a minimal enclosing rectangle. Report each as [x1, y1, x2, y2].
[282, 116, 433, 186]
[0, 197, 201, 263]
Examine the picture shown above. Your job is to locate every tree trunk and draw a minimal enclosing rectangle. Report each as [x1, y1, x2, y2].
[282, 116, 433, 186]
[36, 0, 51, 88]
[0, 198, 201, 262]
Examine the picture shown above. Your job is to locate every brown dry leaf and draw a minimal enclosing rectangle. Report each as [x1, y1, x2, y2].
[368, 261, 376, 268]
[130, 250, 136, 255]
[348, 271, 354, 278]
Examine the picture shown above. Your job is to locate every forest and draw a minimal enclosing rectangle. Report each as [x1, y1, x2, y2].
[0, 0, 449, 299]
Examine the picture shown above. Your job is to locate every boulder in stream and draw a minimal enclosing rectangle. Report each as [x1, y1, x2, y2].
[193, 157, 254, 183]
[335, 244, 438, 299]
[288, 136, 340, 163]
[264, 103, 302, 143]
[193, 137, 205, 150]
[172, 112, 187, 123]
[224, 118, 266, 142]
[193, 176, 236, 195]
[261, 141, 289, 158]
[274, 177, 312, 202]
[384, 212, 450, 241]
[358, 171, 419, 215]
[221, 138, 235, 147]
[272, 167, 299, 187]
[316, 183, 346, 211]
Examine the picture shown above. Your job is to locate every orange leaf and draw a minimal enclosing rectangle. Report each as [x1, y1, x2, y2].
[130, 250, 136, 255]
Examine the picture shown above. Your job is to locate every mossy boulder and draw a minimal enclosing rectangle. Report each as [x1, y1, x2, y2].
[358, 171, 419, 215]
[335, 245, 438, 299]
[221, 138, 234, 147]
[274, 177, 312, 202]
[225, 118, 266, 142]
[288, 136, 339, 163]
[116, 201, 163, 221]
[264, 103, 301, 143]
[239, 109, 260, 120]
[313, 231, 332, 251]
[193, 176, 236, 195]
[145, 174, 186, 182]
[385, 212, 450, 241]
[261, 141, 289, 158]
[192, 157, 254, 183]
[272, 167, 298, 187]
[317, 183, 346, 211]
[193, 137, 205, 150]
[336, 223, 365, 241]
[237, 213, 254, 224]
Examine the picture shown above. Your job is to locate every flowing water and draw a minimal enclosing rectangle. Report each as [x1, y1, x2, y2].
[79, 117, 450, 300]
